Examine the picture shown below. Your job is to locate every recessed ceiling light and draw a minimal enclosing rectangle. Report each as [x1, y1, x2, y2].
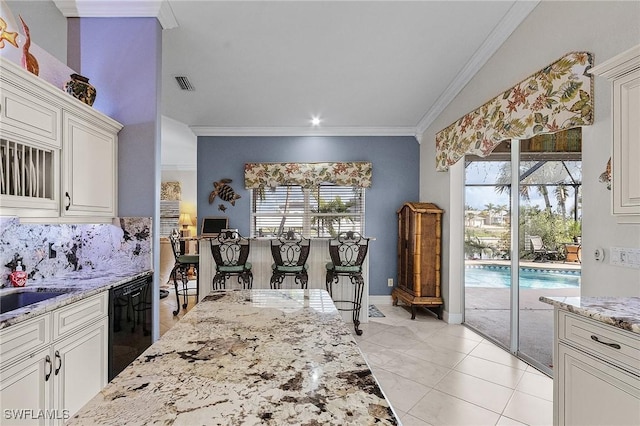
[311, 117, 321, 126]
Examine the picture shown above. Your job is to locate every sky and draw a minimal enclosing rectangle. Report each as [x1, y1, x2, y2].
[464, 161, 581, 214]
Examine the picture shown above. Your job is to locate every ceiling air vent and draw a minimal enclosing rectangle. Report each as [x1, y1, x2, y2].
[175, 76, 194, 91]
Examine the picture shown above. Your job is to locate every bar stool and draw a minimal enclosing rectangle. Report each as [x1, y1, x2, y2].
[169, 233, 199, 315]
[210, 229, 253, 289]
[270, 230, 310, 289]
[326, 231, 369, 335]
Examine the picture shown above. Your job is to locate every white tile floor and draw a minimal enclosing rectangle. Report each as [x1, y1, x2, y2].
[358, 304, 553, 426]
[159, 290, 553, 426]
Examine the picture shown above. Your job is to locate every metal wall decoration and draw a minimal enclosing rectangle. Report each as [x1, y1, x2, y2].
[209, 178, 241, 210]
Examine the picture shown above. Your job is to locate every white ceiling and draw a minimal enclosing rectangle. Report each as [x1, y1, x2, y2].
[55, 1, 539, 139]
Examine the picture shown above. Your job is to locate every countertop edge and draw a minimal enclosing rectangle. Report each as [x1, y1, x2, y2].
[539, 296, 640, 334]
[0, 270, 153, 330]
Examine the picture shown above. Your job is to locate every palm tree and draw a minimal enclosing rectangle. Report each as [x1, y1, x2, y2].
[484, 203, 496, 225]
[555, 185, 569, 217]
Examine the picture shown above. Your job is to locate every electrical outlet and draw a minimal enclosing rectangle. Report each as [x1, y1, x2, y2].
[387, 278, 394, 287]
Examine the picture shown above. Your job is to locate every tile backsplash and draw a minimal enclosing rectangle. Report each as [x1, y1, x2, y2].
[0, 217, 152, 286]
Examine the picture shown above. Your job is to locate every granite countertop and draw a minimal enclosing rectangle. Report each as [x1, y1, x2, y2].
[69, 289, 399, 425]
[0, 269, 153, 329]
[539, 296, 640, 334]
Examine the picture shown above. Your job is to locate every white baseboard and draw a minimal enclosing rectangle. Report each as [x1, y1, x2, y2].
[443, 311, 463, 324]
[369, 295, 394, 305]
[369, 295, 463, 325]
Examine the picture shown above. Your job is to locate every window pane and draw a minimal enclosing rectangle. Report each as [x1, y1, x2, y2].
[252, 184, 364, 238]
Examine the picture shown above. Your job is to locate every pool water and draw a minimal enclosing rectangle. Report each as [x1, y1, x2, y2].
[465, 265, 580, 289]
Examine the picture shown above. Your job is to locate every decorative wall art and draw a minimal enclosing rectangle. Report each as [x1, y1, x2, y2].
[160, 182, 181, 237]
[599, 157, 612, 190]
[435, 52, 594, 171]
[209, 178, 241, 210]
[161, 181, 182, 201]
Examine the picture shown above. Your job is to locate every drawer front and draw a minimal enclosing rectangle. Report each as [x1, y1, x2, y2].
[0, 314, 50, 366]
[558, 310, 640, 375]
[0, 83, 61, 148]
[53, 292, 108, 340]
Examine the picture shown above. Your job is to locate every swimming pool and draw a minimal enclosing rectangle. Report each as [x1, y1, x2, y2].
[465, 265, 580, 289]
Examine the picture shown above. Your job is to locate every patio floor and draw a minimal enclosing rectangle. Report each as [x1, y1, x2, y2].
[464, 260, 580, 373]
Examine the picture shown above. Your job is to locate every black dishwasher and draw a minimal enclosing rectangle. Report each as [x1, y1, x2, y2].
[108, 273, 152, 381]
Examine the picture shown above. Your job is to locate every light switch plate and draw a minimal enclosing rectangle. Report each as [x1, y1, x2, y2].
[610, 247, 640, 269]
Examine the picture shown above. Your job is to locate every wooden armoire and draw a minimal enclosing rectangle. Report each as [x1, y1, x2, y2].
[392, 202, 443, 319]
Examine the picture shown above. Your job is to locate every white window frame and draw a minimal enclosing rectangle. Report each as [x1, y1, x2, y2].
[250, 184, 365, 238]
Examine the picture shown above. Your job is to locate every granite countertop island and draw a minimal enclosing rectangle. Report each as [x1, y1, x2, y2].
[539, 296, 640, 334]
[69, 289, 399, 425]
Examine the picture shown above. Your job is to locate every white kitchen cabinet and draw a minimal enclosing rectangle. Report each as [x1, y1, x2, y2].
[62, 113, 117, 217]
[0, 57, 121, 222]
[0, 347, 51, 426]
[554, 310, 640, 425]
[52, 317, 108, 421]
[0, 292, 108, 425]
[590, 44, 640, 223]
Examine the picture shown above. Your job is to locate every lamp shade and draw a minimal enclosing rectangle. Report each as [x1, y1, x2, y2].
[178, 213, 193, 227]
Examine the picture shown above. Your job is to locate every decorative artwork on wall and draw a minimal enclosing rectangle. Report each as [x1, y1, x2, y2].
[209, 178, 241, 207]
[161, 181, 182, 201]
[599, 157, 611, 190]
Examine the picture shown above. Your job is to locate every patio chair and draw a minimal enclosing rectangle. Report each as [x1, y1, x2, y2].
[529, 235, 558, 262]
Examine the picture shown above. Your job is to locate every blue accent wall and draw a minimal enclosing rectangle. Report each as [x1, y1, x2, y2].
[197, 136, 419, 295]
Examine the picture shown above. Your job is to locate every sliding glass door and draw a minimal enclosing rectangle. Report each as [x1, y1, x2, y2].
[464, 130, 582, 375]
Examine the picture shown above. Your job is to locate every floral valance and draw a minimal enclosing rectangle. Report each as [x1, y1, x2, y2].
[244, 162, 372, 189]
[435, 52, 593, 171]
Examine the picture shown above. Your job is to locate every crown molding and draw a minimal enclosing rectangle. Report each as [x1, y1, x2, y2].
[53, 0, 178, 29]
[415, 0, 540, 137]
[161, 163, 196, 172]
[190, 126, 419, 139]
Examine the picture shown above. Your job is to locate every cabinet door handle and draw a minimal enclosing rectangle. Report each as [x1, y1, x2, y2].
[65, 192, 71, 211]
[54, 350, 62, 375]
[590, 334, 621, 349]
[45, 355, 52, 381]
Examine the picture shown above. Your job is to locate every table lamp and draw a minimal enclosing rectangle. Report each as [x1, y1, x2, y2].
[178, 213, 193, 237]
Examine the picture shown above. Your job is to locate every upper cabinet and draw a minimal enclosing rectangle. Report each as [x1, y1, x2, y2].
[0, 58, 122, 222]
[591, 44, 640, 223]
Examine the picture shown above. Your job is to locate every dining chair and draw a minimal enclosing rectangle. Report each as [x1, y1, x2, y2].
[210, 229, 253, 290]
[169, 232, 199, 315]
[270, 230, 310, 289]
[326, 231, 370, 335]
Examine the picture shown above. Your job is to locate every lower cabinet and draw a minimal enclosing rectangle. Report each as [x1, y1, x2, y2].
[52, 318, 108, 420]
[554, 310, 640, 426]
[0, 293, 108, 425]
[0, 347, 51, 425]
